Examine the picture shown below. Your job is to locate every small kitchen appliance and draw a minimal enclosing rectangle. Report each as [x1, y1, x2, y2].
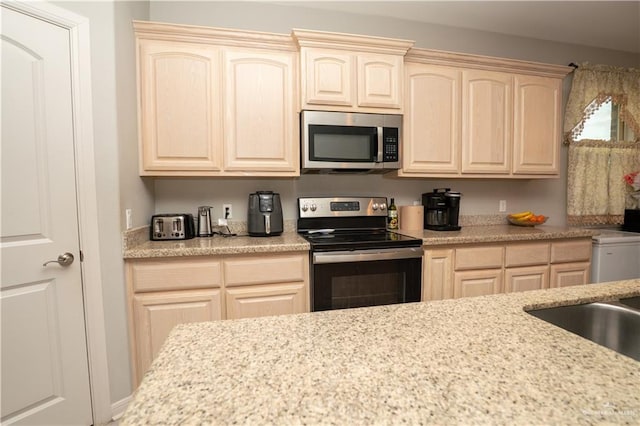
[300, 110, 402, 173]
[297, 196, 423, 311]
[248, 191, 283, 236]
[422, 188, 462, 231]
[150, 214, 195, 241]
[197, 206, 214, 237]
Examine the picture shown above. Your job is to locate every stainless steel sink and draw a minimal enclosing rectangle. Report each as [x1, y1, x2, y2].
[528, 301, 640, 361]
[620, 296, 640, 310]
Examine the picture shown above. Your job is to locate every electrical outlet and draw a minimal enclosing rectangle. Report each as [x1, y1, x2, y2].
[125, 208, 133, 230]
[499, 200, 507, 213]
[223, 204, 232, 219]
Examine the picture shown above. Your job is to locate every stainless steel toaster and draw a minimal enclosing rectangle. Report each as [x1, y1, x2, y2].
[150, 214, 195, 241]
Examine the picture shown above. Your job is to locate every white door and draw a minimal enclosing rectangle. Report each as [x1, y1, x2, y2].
[1, 6, 93, 425]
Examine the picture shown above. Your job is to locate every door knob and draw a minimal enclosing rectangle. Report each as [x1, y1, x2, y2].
[43, 252, 75, 267]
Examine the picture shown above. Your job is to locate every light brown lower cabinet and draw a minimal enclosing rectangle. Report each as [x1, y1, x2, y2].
[132, 289, 223, 381]
[423, 238, 591, 301]
[454, 269, 503, 298]
[126, 251, 309, 385]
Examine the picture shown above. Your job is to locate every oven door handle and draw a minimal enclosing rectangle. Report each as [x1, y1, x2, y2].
[313, 247, 423, 264]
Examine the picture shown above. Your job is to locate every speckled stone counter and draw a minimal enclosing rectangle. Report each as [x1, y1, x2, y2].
[122, 280, 640, 425]
[123, 230, 310, 259]
[399, 224, 599, 246]
[124, 223, 597, 259]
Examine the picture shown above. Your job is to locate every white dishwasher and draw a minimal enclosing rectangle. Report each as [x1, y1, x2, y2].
[591, 228, 640, 282]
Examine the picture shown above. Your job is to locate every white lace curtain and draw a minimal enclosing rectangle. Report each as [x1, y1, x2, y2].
[564, 63, 640, 226]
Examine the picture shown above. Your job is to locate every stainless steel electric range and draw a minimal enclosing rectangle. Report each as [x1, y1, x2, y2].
[297, 196, 423, 312]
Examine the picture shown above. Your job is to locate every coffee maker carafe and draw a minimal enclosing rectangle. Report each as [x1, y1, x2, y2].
[422, 188, 461, 231]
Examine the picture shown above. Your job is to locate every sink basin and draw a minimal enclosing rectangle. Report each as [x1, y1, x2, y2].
[619, 296, 640, 310]
[528, 301, 640, 361]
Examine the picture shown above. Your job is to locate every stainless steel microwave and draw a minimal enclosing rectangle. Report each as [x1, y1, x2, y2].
[300, 110, 402, 173]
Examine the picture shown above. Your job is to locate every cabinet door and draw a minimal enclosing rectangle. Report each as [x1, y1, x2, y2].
[423, 249, 454, 301]
[550, 262, 591, 288]
[454, 269, 503, 298]
[461, 70, 512, 174]
[513, 75, 561, 175]
[225, 283, 307, 320]
[403, 64, 461, 174]
[138, 39, 222, 172]
[505, 265, 549, 293]
[223, 48, 298, 174]
[132, 289, 223, 385]
[357, 54, 403, 109]
[302, 48, 354, 108]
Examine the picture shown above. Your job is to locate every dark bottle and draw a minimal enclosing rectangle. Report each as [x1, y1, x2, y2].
[387, 198, 398, 230]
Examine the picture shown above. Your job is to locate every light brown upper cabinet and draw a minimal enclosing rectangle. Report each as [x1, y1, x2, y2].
[134, 21, 299, 176]
[399, 49, 569, 178]
[292, 29, 414, 114]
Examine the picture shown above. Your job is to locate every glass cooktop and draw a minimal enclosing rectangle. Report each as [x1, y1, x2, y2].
[300, 229, 422, 251]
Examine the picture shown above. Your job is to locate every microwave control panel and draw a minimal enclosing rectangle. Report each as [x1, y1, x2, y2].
[383, 127, 399, 162]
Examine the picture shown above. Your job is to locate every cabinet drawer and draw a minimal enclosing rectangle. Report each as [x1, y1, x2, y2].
[551, 239, 592, 263]
[225, 283, 308, 319]
[129, 258, 222, 292]
[505, 242, 550, 267]
[454, 246, 503, 270]
[224, 253, 308, 287]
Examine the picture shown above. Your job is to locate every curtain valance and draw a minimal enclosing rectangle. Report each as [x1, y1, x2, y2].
[564, 63, 640, 144]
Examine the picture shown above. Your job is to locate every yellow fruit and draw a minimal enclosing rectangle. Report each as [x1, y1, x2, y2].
[509, 211, 532, 219]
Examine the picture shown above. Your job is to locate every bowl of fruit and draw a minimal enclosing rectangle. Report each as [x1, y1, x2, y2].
[507, 211, 548, 226]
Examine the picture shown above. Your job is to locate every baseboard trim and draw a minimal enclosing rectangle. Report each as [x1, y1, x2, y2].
[110, 395, 132, 422]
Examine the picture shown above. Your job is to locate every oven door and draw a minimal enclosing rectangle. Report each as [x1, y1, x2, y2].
[311, 247, 422, 311]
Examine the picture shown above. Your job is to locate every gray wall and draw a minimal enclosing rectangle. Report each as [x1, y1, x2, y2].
[52, 0, 639, 411]
[55, 0, 152, 407]
[150, 1, 638, 227]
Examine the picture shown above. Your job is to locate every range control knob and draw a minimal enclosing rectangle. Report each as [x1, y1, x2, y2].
[380, 203, 387, 211]
[310, 204, 317, 212]
[301, 204, 308, 212]
[372, 203, 379, 210]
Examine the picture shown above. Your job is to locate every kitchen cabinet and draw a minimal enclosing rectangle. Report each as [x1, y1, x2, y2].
[403, 64, 461, 174]
[422, 248, 454, 300]
[461, 69, 512, 174]
[549, 239, 592, 287]
[422, 238, 591, 301]
[223, 252, 309, 319]
[453, 245, 504, 297]
[504, 242, 551, 292]
[125, 251, 309, 385]
[399, 49, 570, 178]
[454, 269, 503, 298]
[512, 75, 562, 174]
[293, 29, 413, 113]
[132, 289, 222, 384]
[134, 21, 299, 177]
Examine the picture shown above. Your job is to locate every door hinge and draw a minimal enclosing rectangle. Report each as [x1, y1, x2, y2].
[80, 250, 84, 262]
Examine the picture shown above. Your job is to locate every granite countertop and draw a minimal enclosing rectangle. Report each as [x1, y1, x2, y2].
[399, 224, 599, 246]
[123, 231, 310, 259]
[122, 280, 640, 425]
[123, 223, 598, 259]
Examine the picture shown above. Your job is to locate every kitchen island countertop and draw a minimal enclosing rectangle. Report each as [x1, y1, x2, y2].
[121, 279, 640, 425]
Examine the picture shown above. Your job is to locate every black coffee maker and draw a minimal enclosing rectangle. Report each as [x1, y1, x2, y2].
[422, 188, 462, 231]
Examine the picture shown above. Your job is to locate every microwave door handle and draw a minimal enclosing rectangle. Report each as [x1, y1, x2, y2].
[376, 126, 383, 162]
